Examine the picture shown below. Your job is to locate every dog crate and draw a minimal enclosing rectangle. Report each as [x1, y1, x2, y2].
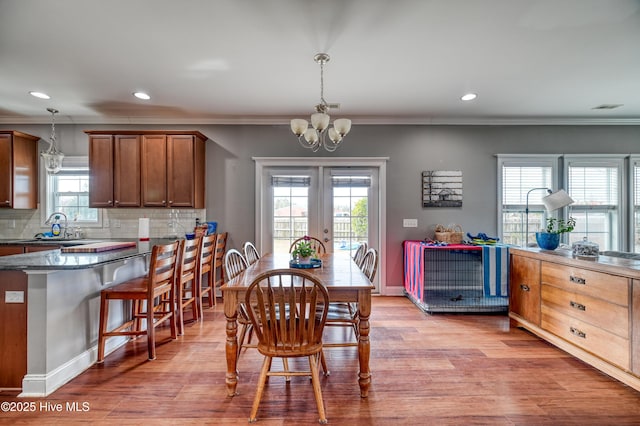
[403, 241, 509, 313]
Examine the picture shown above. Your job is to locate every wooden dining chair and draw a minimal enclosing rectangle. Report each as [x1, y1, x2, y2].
[97, 241, 180, 363]
[360, 247, 378, 283]
[353, 242, 368, 268]
[243, 241, 261, 265]
[223, 249, 253, 358]
[175, 237, 201, 335]
[289, 236, 326, 255]
[244, 269, 330, 424]
[196, 234, 216, 316]
[323, 246, 377, 348]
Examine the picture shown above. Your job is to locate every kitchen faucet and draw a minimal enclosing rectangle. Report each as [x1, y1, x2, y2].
[44, 212, 71, 239]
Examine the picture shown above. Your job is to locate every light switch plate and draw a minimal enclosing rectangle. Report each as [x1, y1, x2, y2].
[403, 219, 418, 228]
[5, 290, 25, 303]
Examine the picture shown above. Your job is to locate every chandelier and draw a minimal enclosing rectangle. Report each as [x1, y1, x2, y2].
[290, 53, 351, 152]
[41, 108, 65, 174]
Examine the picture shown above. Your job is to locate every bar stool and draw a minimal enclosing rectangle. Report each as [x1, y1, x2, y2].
[97, 241, 180, 362]
[196, 234, 216, 317]
[212, 232, 228, 302]
[176, 237, 201, 335]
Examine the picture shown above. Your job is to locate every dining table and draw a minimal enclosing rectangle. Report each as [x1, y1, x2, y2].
[220, 252, 375, 398]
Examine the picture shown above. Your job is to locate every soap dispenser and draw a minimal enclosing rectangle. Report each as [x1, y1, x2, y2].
[51, 215, 62, 237]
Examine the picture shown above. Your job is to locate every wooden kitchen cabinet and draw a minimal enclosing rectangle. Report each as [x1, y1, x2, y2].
[0, 131, 40, 209]
[0, 271, 27, 389]
[0, 246, 24, 256]
[509, 253, 541, 326]
[509, 247, 640, 392]
[88, 134, 141, 208]
[141, 133, 206, 208]
[87, 131, 206, 209]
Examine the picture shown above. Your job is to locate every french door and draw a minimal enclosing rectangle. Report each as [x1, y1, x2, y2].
[255, 158, 386, 292]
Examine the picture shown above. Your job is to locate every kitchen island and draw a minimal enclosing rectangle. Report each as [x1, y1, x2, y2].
[0, 239, 173, 396]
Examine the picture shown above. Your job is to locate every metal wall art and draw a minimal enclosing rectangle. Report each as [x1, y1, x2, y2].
[422, 170, 463, 207]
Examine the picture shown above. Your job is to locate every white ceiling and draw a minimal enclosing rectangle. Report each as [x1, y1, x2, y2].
[1, 0, 639, 125]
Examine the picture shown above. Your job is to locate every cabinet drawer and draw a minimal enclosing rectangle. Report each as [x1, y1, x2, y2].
[541, 304, 629, 370]
[541, 262, 628, 306]
[542, 284, 629, 338]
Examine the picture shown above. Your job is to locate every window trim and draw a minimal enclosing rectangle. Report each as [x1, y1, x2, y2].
[40, 156, 103, 228]
[564, 154, 626, 251]
[496, 154, 560, 245]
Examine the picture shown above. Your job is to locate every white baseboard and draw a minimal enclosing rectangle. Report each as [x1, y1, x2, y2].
[19, 336, 128, 397]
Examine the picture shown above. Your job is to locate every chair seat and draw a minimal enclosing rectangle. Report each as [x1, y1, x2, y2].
[102, 276, 147, 293]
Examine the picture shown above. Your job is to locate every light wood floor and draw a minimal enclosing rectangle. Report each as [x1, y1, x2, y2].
[2, 296, 640, 425]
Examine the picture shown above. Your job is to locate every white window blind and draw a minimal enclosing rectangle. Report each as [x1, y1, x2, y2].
[566, 157, 623, 251]
[498, 157, 556, 247]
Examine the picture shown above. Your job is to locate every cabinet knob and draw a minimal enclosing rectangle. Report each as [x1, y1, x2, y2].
[520, 284, 530, 292]
[115, 200, 119, 204]
[4, 200, 9, 204]
[107, 200, 112, 204]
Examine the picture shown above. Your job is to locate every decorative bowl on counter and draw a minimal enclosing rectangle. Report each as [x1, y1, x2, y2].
[572, 236, 599, 260]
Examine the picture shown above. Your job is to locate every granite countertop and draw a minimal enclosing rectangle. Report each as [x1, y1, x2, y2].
[0, 238, 177, 271]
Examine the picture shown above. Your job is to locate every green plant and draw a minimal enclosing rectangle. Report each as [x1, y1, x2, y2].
[544, 217, 576, 234]
[291, 237, 316, 258]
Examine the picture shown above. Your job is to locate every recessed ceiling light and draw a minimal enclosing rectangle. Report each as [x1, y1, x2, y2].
[133, 92, 151, 100]
[461, 93, 477, 101]
[29, 91, 50, 99]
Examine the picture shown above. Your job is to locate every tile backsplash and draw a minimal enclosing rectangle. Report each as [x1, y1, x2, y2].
[0, 208, 207, 240]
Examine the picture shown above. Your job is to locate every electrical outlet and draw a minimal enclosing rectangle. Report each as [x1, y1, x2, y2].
[5, 290, 24, 303]
[403, 219, 418, 228]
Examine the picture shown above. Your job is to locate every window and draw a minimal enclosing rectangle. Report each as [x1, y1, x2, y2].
[632, 157, 640, 252]
[43, 156, 101, 226]
[497, 155, 559, 246]
[331, 173, 371, 254]
[271, 175, 311, 253]
[565, 156, 624, 251]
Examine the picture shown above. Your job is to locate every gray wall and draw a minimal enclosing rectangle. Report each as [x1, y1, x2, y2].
[3, 123, 640, 291]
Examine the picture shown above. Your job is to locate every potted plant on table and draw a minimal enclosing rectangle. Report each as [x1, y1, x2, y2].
[536, 217, 576, 250]
[291, 237, 316, 264]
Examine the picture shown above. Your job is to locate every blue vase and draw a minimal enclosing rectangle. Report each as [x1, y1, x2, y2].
[536, 232, 560, 250]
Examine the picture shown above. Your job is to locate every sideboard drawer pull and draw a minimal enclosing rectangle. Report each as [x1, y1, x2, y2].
[570, 326, 586, 339]
[569, 275, 586, 285]
[520, 284, 530, 292]
[569, 300, 586, 311]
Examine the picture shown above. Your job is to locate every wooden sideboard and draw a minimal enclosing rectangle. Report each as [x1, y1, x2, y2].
[509, 247, 640, 392]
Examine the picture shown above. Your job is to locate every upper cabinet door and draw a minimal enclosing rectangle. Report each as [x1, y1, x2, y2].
[0, 131, 39, 209]
[141, 134, 168, 207]
[167, 135, 204, 208]
[114, 135, 141, 207]
[0, 135, 12, 208]
[89, 135, 115, 208]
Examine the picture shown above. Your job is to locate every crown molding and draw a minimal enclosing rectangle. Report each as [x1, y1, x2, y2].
[0, 116, 639, 126]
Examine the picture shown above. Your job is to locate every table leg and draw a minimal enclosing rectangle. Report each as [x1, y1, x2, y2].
[357, 289, 372, 398]
[224, 292, 239, 396]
